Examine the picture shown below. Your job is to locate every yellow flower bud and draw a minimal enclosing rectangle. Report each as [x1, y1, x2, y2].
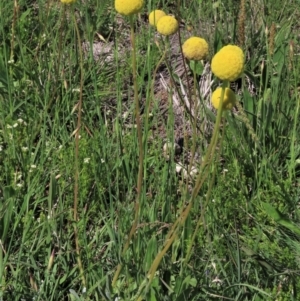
[211, 45, 244, 81]
[182, 37, 209, 61]
[115, 0, 144, 16]
[156, 16, 179, 36]
[211, 87, 236, 110]
[149, 10, 166, 27]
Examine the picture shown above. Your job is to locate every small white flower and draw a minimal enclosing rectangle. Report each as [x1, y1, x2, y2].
[211, 261, 217, 271]
[6, 124, 12, 129]
[101, 159, 105, 163]
[16, 183, 23, 188]
[8, 59, 15, 64]
[21, 147, 28, 152]
[58, 145, 63, 150]
[13, 123, 18, 128]
[122, 111, 130, 119]
[17, 118, 24, 123]
[29, 165, 37, 173]
[0, 145, 3, 152]
[211, 277, 223, 285]
[72, 88, 80, 93]
[84, 158, 91, 164]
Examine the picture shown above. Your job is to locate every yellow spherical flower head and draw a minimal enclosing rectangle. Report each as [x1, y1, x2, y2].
[61, 0, 76, 4]
[211, 87, 236, 110]
[211, 45, 244, 82]
[182, 37, 209, 61]
[156, 16, 179, 36]
[115, 0, 144, 16]
[149, 10, 166, 27]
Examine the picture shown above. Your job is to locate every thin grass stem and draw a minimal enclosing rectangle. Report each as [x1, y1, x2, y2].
[137, 82, 227, 299]
[72, 7, 86, 289]
[112, 15, 144, 287]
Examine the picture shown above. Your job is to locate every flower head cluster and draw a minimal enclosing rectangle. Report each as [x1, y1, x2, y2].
[156, 15, 179, 36]
[115, 0, 144, 16]
[149, 10, 166, 27]
[182, 37, 209, 61]
[211, 87, 236, 110]
[61, 0, 76, 4]
[211, 45, 244, 81]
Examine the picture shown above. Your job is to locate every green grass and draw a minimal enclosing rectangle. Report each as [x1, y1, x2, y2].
[1, 0, 300, 300]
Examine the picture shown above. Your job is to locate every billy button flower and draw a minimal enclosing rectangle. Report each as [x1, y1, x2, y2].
[211, 45, 244, 82]
[115, 0, 144, 16]
[182, 37, 209, 61]
[211, 87, 236, 110]
[156, 15, 179, 36]
[149, 10, 166, 27]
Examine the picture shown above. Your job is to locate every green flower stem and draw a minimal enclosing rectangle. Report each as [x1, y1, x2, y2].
[185, 127, 225, 264]
[72, 8, 86, 289]
[211, 82, 227, 142]
[192, 81, 227, 196]
[137, 82, 227, 299]
[187, 61, 199, 179]
[112, 15, 144, 287]
[176, 0, 192, 102]
[144, 49, 166, 140]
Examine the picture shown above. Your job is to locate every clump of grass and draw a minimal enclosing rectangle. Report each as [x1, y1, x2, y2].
[0, 0, 300, 300]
